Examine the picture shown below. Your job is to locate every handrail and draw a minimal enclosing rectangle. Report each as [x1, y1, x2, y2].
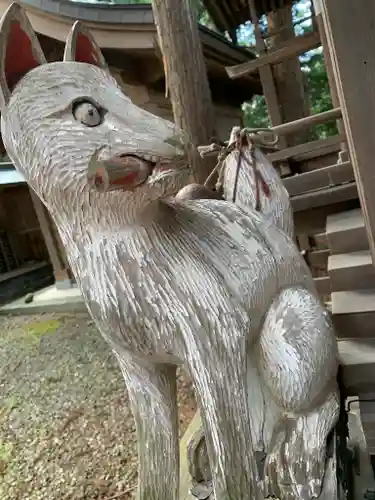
[226, 31, 321, 78]
[271, 107, 342, 136]
[268, 133, 345, 162]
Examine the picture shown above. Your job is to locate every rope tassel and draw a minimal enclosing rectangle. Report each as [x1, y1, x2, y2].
[198, 127, 278, 211]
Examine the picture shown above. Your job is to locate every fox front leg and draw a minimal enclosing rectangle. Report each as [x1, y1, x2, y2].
[116, 353, 179, 500]
[259, 286, 340, 500]
[185, 328, 261, 500]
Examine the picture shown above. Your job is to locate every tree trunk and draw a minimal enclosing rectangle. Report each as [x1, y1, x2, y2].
[151, 0, 217, 183]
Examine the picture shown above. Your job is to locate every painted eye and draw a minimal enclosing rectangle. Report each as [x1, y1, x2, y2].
[73, 101, 103, 127]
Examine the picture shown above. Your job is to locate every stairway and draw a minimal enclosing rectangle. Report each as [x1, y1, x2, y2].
[326, 208, 375, 454]
[283, 159, 357, 213]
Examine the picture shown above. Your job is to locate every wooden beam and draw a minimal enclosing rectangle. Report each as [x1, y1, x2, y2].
[307, 249, 330, 270]
[248, 0, 285, 140]
[314, 275, 331, 296]
[291, 142, 340, 162]
[314, 9, 347, 153]
[321, 0, 375, 265]
[264, 14, 316, 39]
[268, 133, 345, 162]
[266, 3, 312, 147]
[271, 107, 342, 137]
[294, 200, 360, 236]
[290, 182, 358, 212]
[226, 31, 321, 79]
[312, 232, 328, 249]
[283, 160, 353, 196]
[29, 189, 70, 283]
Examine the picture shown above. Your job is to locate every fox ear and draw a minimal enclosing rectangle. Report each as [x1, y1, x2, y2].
[0, 2, 46, 110]
[64, 21, 109, 71]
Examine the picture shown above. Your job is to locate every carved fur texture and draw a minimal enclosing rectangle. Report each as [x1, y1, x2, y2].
[0, 4, 339, 500]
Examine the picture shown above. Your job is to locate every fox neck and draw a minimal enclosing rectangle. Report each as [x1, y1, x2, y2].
[48, 187, 163, 245]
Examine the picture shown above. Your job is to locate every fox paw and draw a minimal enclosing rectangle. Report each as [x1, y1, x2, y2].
[262, 418, 326, 500]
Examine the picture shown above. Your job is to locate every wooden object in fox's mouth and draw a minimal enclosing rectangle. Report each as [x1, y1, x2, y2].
[88, 153, 153, 193]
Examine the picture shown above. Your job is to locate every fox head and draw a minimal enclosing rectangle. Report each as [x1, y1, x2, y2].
[0, 3, 192, 226]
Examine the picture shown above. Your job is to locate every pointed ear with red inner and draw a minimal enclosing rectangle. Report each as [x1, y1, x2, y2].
[64, 21, 109, 71]
[0, 2, 46, 110]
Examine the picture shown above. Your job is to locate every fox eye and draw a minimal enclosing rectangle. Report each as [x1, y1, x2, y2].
[73, 100, 103, 127]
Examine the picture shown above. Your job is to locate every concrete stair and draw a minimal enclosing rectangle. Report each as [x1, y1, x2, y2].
[326, 209, 375, 341]
[332, 290, 375, 339]
[340, 339, 375, 395]
[326, 208, 368, 254]
[328, 250, 375, 292]
[326, 208, 375, 454]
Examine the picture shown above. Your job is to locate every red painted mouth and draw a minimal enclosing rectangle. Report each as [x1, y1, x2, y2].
[111, 171, 139, 186]
[94, 168, 138, 188]
[89, 153, 154, 192]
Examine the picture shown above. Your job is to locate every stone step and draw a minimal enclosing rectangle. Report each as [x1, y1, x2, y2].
[328, 250, 375, 292]
[283, 160, 353, 196]
[290, 181, 358, 212]
[326, 208, 368, 254]
[332, 290, 375, 339]
[339, 339, 375, 396]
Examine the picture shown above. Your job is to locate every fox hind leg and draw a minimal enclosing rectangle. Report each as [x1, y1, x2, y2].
[259, 287, 339, 499]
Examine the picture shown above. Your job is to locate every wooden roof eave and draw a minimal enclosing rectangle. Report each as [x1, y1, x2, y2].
[201, 0, 296, 35]
[0, 0, 257, 64]
[0, 0, 262, 99]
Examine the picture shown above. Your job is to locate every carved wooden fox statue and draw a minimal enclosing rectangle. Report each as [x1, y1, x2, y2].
[0, 4, 339, 500]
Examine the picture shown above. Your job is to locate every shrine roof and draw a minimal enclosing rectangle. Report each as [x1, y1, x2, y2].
[0, 0, 262, 100]
[0, 0, 256, 62]
[201, 0, 296, 36]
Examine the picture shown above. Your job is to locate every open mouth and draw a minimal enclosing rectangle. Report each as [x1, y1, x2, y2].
[88, 149, 190, 193]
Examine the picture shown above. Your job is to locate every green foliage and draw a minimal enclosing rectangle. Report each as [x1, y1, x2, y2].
[243, 96, 271, 129]
[192, 0, 219, 30]
[303, 51, 338, 138]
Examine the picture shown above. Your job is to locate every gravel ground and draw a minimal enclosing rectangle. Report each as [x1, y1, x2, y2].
[0, 313, 196, 500]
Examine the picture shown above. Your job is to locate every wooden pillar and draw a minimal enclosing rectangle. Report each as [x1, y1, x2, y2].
[249, 0, 284, 143]
[151, 0, 217, 184]
[249, 0, 292, 175]
[312, 0, 348, 161]
[267, 2, 311, 146]
[320, 0, 375, 264]
[29, 189, 73, 288]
